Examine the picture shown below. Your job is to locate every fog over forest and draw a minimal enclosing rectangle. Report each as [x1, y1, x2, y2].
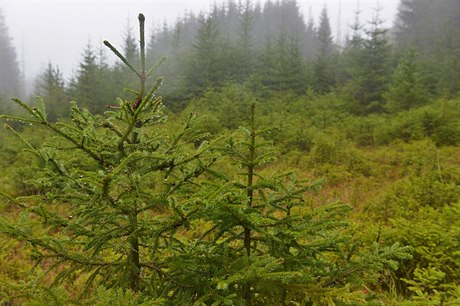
[2, 0, 398, 87]
[0, 0, 458, 112]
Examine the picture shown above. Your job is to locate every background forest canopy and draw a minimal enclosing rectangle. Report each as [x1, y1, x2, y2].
[0, 0, 459, 117]
[0, 0, 460, 305]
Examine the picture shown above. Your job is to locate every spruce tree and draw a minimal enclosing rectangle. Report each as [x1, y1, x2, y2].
[338, 8, 364, 86]
[279, 34, 306, 93]
[394, 0, 460, 95]
[68, 43, 106, 113]
[394, 0, 418, 51]
[258, 33, 305, 93]
[345, 7, 392, 114]
[303, 9, 319, 59]
[34, 62, 68, 121]
[234, 0, 255, 82]
[159, 102, 412, 305]
[314, 7, 336, 93]
[361, 7, 391, 111]
[0, 12, 413, 305]
[384, 49, 428, 112]
[0, 14, 218, 302]
[118, 24, 140, 90]
[187, 13, 225, 93]
[0, 8, 22, 98]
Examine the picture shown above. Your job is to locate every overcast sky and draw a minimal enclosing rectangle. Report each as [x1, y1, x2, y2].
[1, 0, 399, 82]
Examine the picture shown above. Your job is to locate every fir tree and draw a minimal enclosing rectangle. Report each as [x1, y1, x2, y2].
[234, 0, 255, 82]
[34, 62, 68, 121]
[0, 14, 218, 302]
[0, 8, 22, 98]
[346, 6, 364, 50]
[304, 8, 318, 59]
[346, 6, 392, 114]
[68, 42, 108, 113]
[394, 0, 418, 51]
[258, 33, 305, 93]
[123, 24, 139, 64]
[361, 7, 391, 111]
[112, 24, 141, 99]
[384, 49, 428, 112]
[314, 7, 336, 93]
[0, 12, 413, 305]
[187, 13, 225, 93]
[394, 0, 460, 95]
[160, 102, 412, 305]
[338, 8, 363, 85]
[279, 34, 306, 93]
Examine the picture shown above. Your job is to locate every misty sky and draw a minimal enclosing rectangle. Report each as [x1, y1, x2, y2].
[1, 0, 399, 83]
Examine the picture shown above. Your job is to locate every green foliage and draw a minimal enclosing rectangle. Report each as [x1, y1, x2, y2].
[395, 0, 460, 95]
[184, 83, 256, 131]
[90, 287, 165, 306]
[384, 49, 429, 112]
[161, 103, 411, 305]
[0, 8, 22, 98]
[186, 13, 228, 93]
[35, 63, 69, 121]
[308, 134, 373, 183]
[0, 126, 48, 197]
[0, 14, 218, 302]
[362, 141, 460, 303]
[344, 8, 392, 114]
[68, 43, 118, 114]
[339, 98, 460, 146]
[314, 7, 336, 93]
[3, 7, 460, 305]
[378, 101, 460, 146]
[258, 34, 307, 94]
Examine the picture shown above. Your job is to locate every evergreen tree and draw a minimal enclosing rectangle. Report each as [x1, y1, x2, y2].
[0, 8, 22, 98]
[123, 24, 139, 63]
[304, 8, 318, 59]
[68, 43, 107, 113]
[68, 43, 118, 114]
[258, 32, 305, 93]
[314, 7, 336, 93]
[162, 103, 412, 304]
[394, 0, 460, 95]
[34, 62, 68, 121]
[279, 34, 306, 93]
[346, 7, 392, 114]
[384, 49, 428, 112]
[258, 38, 279, 90]
[394, 0, 418, 51]
[0, 14, 218, 301]
[221, 0, 240, 40]
[0, 12, 413, 305]
[233, 0, 255, 81]
[187, 13, 226, 92]
[347, 6, 364, 50]
[361, 8, 391, 110]
[338, 7, 364, 85]
[112, 25, 141, 98]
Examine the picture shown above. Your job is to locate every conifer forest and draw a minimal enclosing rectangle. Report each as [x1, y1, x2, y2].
[1, 0, 460, 305]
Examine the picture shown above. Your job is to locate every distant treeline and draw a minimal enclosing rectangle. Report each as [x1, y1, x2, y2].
[1, 0, 459, 118]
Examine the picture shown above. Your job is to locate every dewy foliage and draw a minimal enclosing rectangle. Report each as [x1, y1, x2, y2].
[0, 14, 411, 305]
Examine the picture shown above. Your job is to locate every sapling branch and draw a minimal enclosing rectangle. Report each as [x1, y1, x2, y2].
[103, 40, 140, 78]
[146, 56, 167, 79]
